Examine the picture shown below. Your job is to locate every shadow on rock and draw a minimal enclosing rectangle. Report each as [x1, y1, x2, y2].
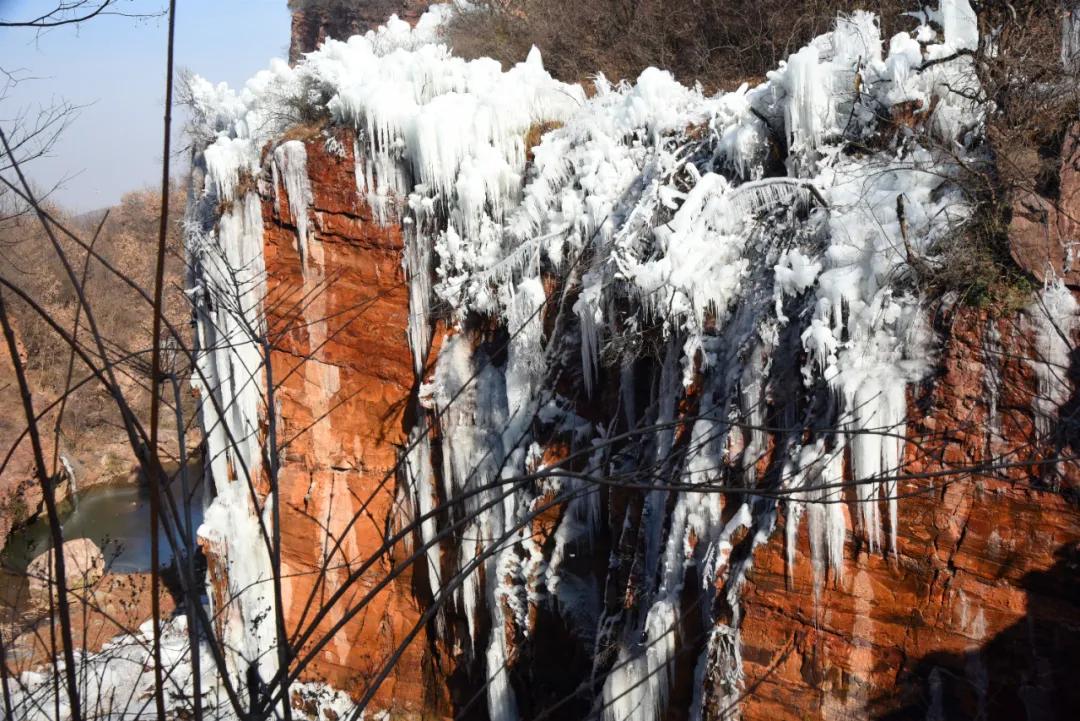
[880, 542, 1080, 721]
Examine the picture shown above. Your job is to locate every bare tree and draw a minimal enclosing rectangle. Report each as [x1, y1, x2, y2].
[0, 2, 159, 30]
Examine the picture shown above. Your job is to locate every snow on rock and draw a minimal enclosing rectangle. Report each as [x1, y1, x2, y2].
[186, 8, 583, 262]
[11, 617, 210, 721]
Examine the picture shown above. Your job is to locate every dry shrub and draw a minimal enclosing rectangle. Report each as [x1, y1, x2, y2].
[0, 185, 192, 473]
[927, 207, 1035, 311]
[977, 1, 1080, 200]
[288, 0, 434, 62]
[924, 2, 1080, 309]
[446, 0, 913, 88]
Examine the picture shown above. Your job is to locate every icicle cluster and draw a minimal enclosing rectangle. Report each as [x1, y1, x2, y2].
[398, 6, 979, 720]
[1027, 281, 1080, 441]
[185, 179, 282, 693]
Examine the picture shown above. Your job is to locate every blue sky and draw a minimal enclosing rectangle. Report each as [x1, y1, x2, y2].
[0, 0, 291, 211]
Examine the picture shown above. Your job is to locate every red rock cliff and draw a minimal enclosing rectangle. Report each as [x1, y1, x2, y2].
[737, 305, 1080, 720]
[730, 127, 1080, 721]
[246, 128, 1079, 719]
[257, 127, 448, 716]
[194, 10, 1080, 718]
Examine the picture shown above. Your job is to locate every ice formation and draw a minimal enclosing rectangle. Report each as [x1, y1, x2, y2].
[8, 618, 352, 721]
[174, 3, 996, 721]
[1027, 280, 1080, 442]
[272, 140, 316, 268]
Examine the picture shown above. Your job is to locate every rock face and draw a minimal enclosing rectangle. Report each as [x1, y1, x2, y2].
[224, 131, 1080, 719]
[738, 307, 1080, 720]
[26, 538, 106, 602]
[256, 127, 448, 715]
[191, 6, 1080, 720]
[288, 0, 432, 62]
[8, 571, 176, 672]
[1009, 122, 1080, 288]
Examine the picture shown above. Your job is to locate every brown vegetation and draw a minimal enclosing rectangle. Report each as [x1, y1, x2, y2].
[925, 2, 1080, 308]
[0, 187, 192, 533]
[446, 0, 912, 88]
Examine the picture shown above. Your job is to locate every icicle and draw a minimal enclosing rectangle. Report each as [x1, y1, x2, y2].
[486, 619, 520, 721]
[941, 0, 979, 51]
[504, 275, 548, 424]
[786, 441, 848, 593]
[727, 177, 823, 219]
[404, 430, 441, 592]
[575, 271, 604, 397]
[404, 224, 432, 376]
[1027, 281, 1080, 441]
[602, 600, 678, 721]
[60, 455, 78, 508]
[273, 140, 315, 270]
[832, 11, 883, 67]
[781, 45, 836, 156]
[189, 188, 277, 690]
